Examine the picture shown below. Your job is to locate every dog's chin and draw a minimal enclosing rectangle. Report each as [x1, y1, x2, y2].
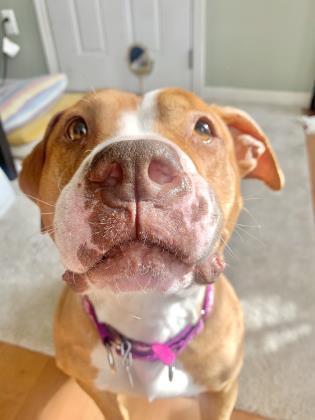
[63, 241, 195, 294]
[62, 241, 225, 294]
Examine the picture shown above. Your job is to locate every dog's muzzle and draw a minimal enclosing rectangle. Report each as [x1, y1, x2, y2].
[55, 137, 223, 294]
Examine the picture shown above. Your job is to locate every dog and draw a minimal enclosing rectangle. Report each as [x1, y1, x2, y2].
[19, 88, 284, 420]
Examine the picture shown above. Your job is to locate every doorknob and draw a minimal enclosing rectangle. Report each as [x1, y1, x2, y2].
[127, 44, 154, 94]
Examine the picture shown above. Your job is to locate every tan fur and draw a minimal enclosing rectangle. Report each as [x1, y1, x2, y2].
[19, 88, 283, 420]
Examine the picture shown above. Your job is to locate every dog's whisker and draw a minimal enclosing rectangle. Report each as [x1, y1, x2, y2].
[132, 314, 142, 320]
[43, 227, 55, 234]
[24, 194, 55, 207]
[45, 229, 56, 235]
[233, 228, 246, 243]
[220, 235, 238, 260]
[78, 72, 96, 95]
[242, 197, 263, 201]
[235, 226, 265, 248]
[57, 169, 67, 193]
[236, 223, 261, 229]
[42, 223, 55, 229]
[242, 194, 264, 200]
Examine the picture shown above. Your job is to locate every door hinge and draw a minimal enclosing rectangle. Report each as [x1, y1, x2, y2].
[188, 48, 193, 69]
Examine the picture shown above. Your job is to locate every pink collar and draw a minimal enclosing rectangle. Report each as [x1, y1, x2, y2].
[82, 285, 214, 382]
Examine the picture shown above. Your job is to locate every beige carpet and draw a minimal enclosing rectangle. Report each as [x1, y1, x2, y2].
[0, 103, 314, 419]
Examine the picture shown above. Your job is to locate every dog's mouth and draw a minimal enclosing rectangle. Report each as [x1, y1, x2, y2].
[90, 238, 188, 272]
[63, 237, 225, 294]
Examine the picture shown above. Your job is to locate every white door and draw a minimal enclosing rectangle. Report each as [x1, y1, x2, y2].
[46, 0, 193, 92]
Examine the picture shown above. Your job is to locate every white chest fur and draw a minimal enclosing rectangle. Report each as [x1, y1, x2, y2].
[88, 286, 207, 400]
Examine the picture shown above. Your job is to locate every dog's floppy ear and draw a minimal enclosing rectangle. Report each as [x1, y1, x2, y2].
[19, 111, 63, 202]
[213, 105, 284, 190]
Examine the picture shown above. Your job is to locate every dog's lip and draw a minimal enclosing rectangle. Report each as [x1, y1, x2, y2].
[62, 245, 226, 293]
[84, 238, 189, 275]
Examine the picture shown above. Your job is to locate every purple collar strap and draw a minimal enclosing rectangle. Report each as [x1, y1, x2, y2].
[82, 285, 214, 382]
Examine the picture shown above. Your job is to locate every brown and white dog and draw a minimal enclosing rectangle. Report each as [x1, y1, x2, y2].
[19, 88, 284, 420]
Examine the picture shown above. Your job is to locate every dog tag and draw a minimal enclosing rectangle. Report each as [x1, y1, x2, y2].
[121, 340, 134, 388]
[168, 364, 174, 382]
[152, 343, 176, 382]
[104, 342, 116, 372]
[125, 364, 134, 388]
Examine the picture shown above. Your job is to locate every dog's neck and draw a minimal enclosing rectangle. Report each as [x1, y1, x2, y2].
[87, 285, 206, 343]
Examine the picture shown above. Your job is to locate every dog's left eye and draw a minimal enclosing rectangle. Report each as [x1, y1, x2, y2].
[67, 118, 88, 141]
[194, 118, 215, 143]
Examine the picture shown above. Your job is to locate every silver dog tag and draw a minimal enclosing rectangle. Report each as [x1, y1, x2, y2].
[121, 340, 134, 387]
[125, 364, 134, 388]
[168, 364, 174, 382]
[105, 342, 116, 372]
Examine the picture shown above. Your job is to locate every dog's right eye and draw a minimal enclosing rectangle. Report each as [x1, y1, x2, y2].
[66, 118, 88, 141]
[194, 118, 216, 143]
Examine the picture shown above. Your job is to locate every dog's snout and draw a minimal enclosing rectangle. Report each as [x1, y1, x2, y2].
[88, 139, 187, 203]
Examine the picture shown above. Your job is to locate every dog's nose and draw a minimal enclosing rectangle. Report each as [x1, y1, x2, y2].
[88, 139, 188, 204]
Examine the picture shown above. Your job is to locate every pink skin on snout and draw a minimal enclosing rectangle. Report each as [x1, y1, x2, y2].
[54, 137, 225, 294]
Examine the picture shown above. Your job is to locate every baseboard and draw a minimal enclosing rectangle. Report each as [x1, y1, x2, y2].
[203, 86, 311, 107]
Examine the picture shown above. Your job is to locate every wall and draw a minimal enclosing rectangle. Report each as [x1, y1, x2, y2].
[0, 0, 47, 78]
[205, 0, 315, 92]
[0, 0, 314, 93]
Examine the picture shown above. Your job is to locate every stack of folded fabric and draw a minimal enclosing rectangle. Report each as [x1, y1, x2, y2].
[0, 74, 83, 158]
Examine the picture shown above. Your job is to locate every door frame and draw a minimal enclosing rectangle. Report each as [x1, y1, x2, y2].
[33, 0, 206, 95]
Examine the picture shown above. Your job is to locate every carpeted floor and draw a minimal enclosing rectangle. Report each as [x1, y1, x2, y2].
[224, 103, 315, 420]
[0, 103, 314, 419]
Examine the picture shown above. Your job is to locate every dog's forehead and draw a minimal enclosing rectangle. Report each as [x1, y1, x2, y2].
[77, 88, 205, 131]
[117, 89, 161, 135]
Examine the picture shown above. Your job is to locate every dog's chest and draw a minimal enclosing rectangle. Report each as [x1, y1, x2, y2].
[88, 287, 206, 400]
